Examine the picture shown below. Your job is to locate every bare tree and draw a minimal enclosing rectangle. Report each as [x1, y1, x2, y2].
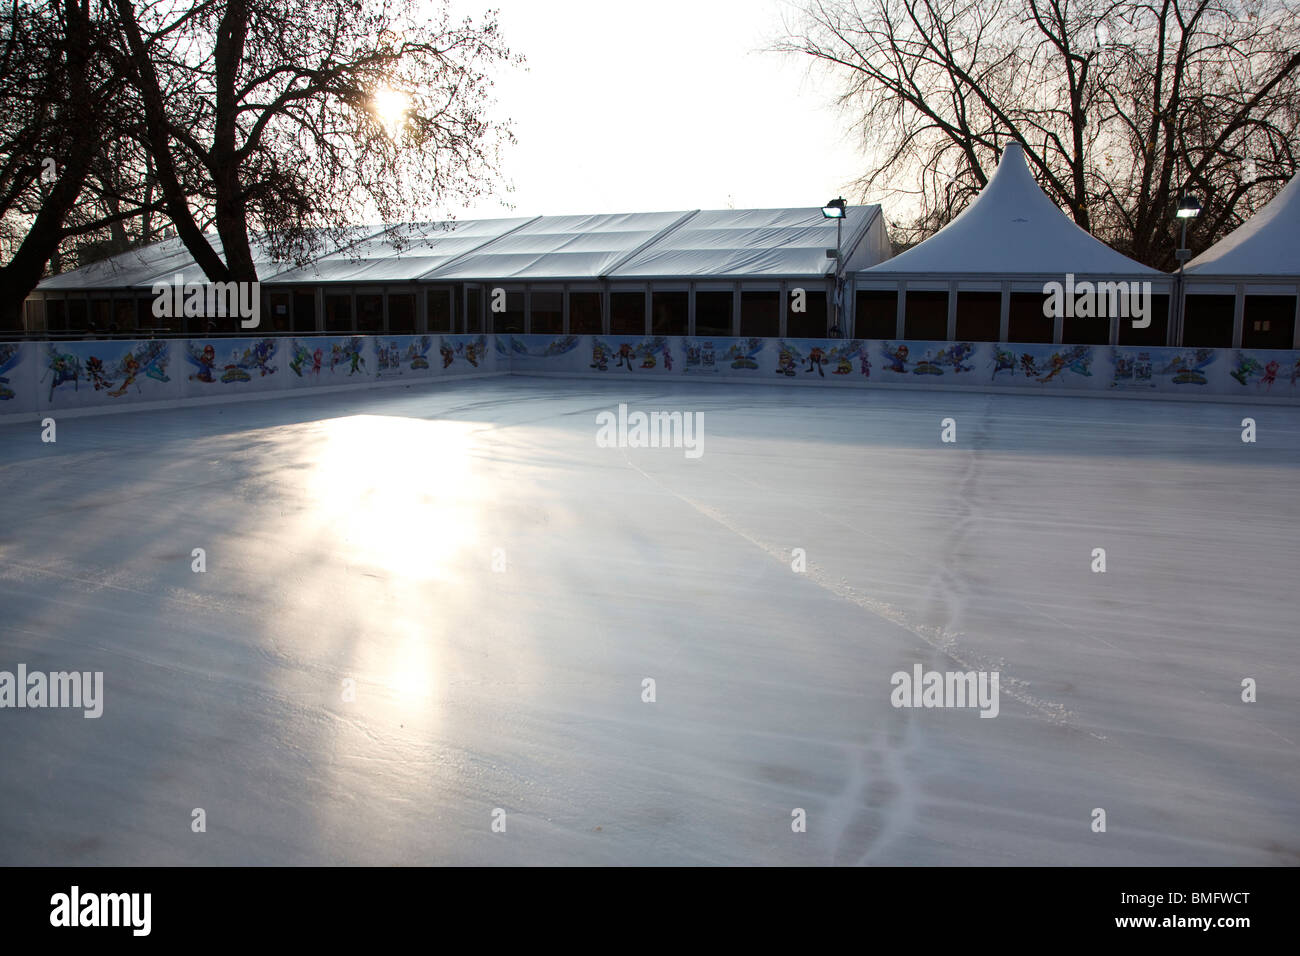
[109, 0, 519, 284]
[778, 0, 1300, 267]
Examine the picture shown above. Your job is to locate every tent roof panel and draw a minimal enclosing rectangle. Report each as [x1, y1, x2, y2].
[612, 207, 881, 278]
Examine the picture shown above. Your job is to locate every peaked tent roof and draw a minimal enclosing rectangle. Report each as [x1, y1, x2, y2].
[860, 143, 1161, 277]
[1185, 174, 1300, 277]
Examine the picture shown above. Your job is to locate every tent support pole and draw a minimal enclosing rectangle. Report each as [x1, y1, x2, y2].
[998, 282, 1010, 342]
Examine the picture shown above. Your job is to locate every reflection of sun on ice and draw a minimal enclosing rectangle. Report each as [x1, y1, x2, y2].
[307, 415, 478, 581]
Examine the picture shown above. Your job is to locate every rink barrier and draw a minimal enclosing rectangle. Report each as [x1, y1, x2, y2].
[501, 335, 1300, 404]
[0, 334, 500, 420]
[3, 333, 1298, 420]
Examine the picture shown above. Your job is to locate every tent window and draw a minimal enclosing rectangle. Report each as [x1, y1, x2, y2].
[652, 291, 688, 335]
[1242, 296, 1296, 349]
[530, 290, 563, 334]
[388, 293, 416, 334]
[1007, 293, 1053, 343]
[47, 299, 67, 333]
[695, 291, 732, 336]
[740, 291, 779, 337]
[67, 299, 87, 333]
[357, 293, 383, 332]
[427, 289, 453, 332]
[465, 288, 482, 332]
[325, 294, 352, 332]
[786, 289, 826, 337]
[1182, 295, 1233, 347]
[610, 291, 645, 334]
[570, 292, 602, 333]
[856, 290, 898, 339]
[147, 296, 181, 334]
[1117, 294, 1168, 346]
[954, 291, 1000, 342]
[1063, 309, 1110, 345]
[904, 291, 947, 340]
[293, 291, 316, 333]
[266, 293, 291, 334]
[493, 290, 524, 333]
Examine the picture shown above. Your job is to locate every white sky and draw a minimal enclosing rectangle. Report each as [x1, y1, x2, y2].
[442, 0, 867, 220]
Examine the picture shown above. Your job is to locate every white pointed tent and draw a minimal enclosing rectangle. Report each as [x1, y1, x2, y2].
[1182, 174, 1299, 350]
[854, 142, 1169, 344]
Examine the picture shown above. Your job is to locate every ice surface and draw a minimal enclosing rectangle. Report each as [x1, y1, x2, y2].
[1, 377, 1297, 865]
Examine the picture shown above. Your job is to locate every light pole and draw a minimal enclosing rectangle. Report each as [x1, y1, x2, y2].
[1174, 194, 1201, 345]
[823, 198, 847, 336]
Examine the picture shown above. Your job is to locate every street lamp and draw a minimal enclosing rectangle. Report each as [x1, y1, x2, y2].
[823, 198, 847, 336]
[1174, 194, 1201, 345]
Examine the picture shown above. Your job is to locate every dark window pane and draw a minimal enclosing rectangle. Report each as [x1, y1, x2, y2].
[856, 290, 898, 339]
[388, 294, 415, 333]
[610, 291, 645, 334]
[1117, 294, 1168, 346]
[695, 291, 732, 336]
[1182, 294, 1234, 347]
[530, 290, 562, 333]
[652, 291, 688, 335]
[904, 290, 948, 340]
[1242, 296, 1296, 349]
[1007, 292, 1054, 343]
[466, 288, 482, 332]
[427, 289, 453, 332]
[739, 291, 778, 337]
[292, 291, 316, 333]
[325, 295, 352, 332]
[954, 291, 1000, 342]
[570, 292, 602, 333]
[786, 290, 827, 337]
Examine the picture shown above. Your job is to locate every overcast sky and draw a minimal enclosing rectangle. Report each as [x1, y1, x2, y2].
[444, 0, 866, 220]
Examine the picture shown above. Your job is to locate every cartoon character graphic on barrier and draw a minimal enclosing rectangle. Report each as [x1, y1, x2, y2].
[107, 355, 141, 397]
[859, 347, 871, 378]
[248, 338, 277, 377]
[662, 344, 673, 371]
[347, 337, 366, 374]
[440, 341, 455, 368]
[590, 342, 609, 371]
[85, 356, 114, 391]
[882, 342, 910, 374]
[718, 338, 761, 371]
[1166, 348, 1215, 386]
[774, 345, 796, 377]
[1260, 359, 1280, 390]
[187, 343, 217, 383]
[938, 342, 976, 373]
[615, 342, 636, 370]
[992, 348, 1016, 378]
[1230, 355, 1262, 386]
[290, 342, 311, 376]
[0, 343, 21, 400]
[804, 346, 827, 376]
[43, 346, 82, 400]
[1112, 351, 1154, 387]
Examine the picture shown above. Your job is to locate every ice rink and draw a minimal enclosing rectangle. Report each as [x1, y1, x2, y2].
[1, 376, 1297, 866]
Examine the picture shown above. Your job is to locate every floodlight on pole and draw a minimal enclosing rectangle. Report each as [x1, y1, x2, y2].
[824, 198, 848, 337]
[1173, 194, 1201, 345]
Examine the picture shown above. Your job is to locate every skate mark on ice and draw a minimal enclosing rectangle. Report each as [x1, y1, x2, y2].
[621, 454, 1079, 731]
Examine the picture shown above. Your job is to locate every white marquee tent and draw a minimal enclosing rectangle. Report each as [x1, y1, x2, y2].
[25, 206, 888, 338]
[854, 143, 1170, 346]
[1182, 173, 1300, 350]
